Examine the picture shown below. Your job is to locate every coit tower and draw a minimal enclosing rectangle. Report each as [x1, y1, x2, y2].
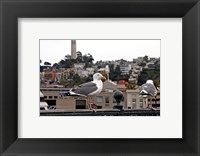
[71, 40, 77, 59]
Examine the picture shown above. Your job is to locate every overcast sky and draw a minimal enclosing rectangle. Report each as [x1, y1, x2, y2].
[40, 40, 160, 65]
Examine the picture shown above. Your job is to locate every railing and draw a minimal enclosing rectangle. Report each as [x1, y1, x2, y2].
[40, 109, 160, 116]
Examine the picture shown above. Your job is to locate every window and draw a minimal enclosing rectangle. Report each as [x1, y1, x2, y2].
[76, 100, 86, 109]
[49, 96, 53, 99]
[44, 96, 47, 99]
[54, 96, 58, 99]
[105, 96, 110, 108]
[96, 96, 103, 103]
[105, 96, 109, 103]
[140, 98, 143, 108]
[132, 98, 136, 109]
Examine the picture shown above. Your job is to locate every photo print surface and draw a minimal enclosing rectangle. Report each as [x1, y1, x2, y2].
[40, 40, 160, 116]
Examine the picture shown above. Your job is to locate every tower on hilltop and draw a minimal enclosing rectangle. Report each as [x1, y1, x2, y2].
[71, 40, 77, 59]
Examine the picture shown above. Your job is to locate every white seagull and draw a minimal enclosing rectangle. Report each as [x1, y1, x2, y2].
[139, 80, 157, 97]
[69, 73, 106, 110]
[139, 80, 158, 108]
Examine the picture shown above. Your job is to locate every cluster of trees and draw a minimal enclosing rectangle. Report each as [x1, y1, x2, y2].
[58, 73, 93, 87]
[40, 60, 52, 66]
[105, 64, 129, 82]
[137, 68, 160, 87]
[57, 52, 94, 69]
[41, 51, 94, 69]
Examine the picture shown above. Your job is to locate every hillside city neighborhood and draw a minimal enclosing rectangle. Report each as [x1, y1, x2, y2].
[40, 40, 160, 116]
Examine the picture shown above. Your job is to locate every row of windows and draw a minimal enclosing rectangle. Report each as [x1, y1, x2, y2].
[96, 96, 125, 104]
[132, 98, 145, 108]
[132, 98, 144, 102]
[44, 96, 148, 104]
[132, 98, 160, 102]
[44, 96, 58, 99]
[44, 95, 113, 103]
[96, 96, 112, 104]
[44, 96, 155, 108]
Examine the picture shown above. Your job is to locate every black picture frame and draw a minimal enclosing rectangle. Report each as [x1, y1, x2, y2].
[0, 0, 200, 155]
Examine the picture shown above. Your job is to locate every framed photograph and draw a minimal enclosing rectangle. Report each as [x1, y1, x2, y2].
[1, 0, 200, 155]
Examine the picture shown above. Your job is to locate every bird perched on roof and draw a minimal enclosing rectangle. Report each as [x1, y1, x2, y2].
[69, 73, 106, 96]
[69, 73, 106, 111]
[139, 80, 157, 97]
[139, 80, 158, 109]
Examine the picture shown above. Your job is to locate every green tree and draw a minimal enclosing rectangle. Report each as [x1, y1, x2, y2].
[44, 62, 51, 66]
[110, 65, 121, 81]
[143, 55, 149, 62]
[76, 51, 83, 62]
[52, 63, 59, 68]
[59, 79, 68, 87]
[126, 84, 137, 90]
[83, 53, 94, 64]
[153, 80, 160, 88]
[73, 74, 82, 84]
[85, 75, 93, 82]
[115, 65, 121, 75]
[109, 64, 115, 80]
[138, 71, 148, 85]
[59, 60, 65, 66]
[139, 62, 146, 67]
[63, 60, 72, 68]
[64, 54, 71, 60]
[129, 69, 132, 75]
[138, 68, 160, 85]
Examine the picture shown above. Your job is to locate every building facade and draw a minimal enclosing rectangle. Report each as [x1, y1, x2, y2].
[40, 87, 157, 110]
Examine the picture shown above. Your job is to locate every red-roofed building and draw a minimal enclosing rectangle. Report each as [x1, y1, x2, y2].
[117, 80, 129, 92]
